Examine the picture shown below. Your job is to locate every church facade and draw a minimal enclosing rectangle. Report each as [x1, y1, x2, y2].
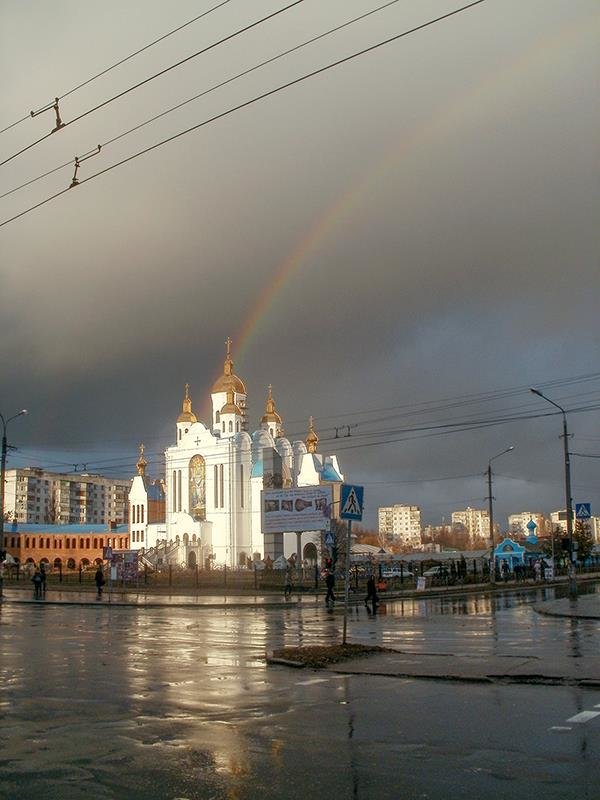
[129, 340, 344, 568]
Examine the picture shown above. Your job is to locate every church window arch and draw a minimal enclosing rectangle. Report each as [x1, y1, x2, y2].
[215, 411, 220, 424]
[177, 470, 182, 512]
[93, 538, 98, 548]
[236, 421, 240, 433]
[229, 421, 233, 433]
[222, 421, 225, 433]
[239, 464, 244, 508]
[189, 455, 206, 520]
[141, 505, 144, 523]
[219, 464, 224, 508]
[172, 471, 177, 512]
[214, 465, 219, 508]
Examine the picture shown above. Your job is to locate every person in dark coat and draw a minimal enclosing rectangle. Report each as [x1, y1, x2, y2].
[325, 570, 335, 606]
[32, 569, 43, 599]
[364, 575, 378, 614]
[94, 566, 105, 600]
[40, 563, 47, 596]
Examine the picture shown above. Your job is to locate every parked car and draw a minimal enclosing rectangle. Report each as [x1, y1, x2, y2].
[381, 567, 414, 579]
[422, 565, 450, 579]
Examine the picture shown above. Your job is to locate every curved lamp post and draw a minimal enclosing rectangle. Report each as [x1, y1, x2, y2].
[487, 446, 514, 584]
[530, 387, 576, 598]
[0, 409, 28, 599]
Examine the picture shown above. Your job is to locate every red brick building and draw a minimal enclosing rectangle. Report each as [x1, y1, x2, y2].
[4, 522, 129, 571]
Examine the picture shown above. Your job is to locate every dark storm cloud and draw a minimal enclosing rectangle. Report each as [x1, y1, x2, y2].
[1, 0, 599, 526]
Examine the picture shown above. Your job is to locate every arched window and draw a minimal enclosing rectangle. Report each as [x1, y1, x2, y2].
[46, 538, 50, 548]
[31, 538, 36, 548]
[177, 470, 182, 512]
[93, 538, 98, 548]
[67, 558, 76, 569]
[222, 421, 225, 432]
[10, 537, 15, 547]
[215, 411, 220, 423]
[172, 471, 177, 512]
[229, 421, 233, 433]
[141, 505, 144, 523]
[140, 530, 144, 542]
[99, 538, 104, 548]
[25, 537, 30, 548]
[219, 464, 224, 509]
[86, 538, 90, 549]
[239, 464, 244, 508]
[214, 465, 218, 507]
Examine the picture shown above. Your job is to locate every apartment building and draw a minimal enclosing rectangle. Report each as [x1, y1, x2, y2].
[451, 507, 490, 542]
[550, 510, 600, 543]
[508, 512, 548, 538]
[378, 504, 422, 548]
[3, 468, 131, 525]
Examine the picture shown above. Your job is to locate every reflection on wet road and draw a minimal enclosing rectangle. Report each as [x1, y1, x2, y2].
[1, 585, 599, 799]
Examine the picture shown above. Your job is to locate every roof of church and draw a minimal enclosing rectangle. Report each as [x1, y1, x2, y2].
[320, 462, 342, 482]
[212, 338, 247, 394]
[177, 383, 197, 424]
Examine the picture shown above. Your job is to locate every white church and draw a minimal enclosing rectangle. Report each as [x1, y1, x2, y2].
[129, 339, 345, 569]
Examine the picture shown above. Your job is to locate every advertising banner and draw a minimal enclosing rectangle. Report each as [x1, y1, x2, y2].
[261, 486, 332, 534]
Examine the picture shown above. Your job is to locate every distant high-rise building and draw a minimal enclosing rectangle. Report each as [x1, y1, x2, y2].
[451, 507, 489, 542]
[508, 512, 548, 538]
[3, 467, 130, 526]
[378, 504, 422, 548]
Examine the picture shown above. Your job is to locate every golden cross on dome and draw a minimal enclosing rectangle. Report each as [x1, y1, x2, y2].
[184, 383, 190, 398]
[226, 336, 232, 356]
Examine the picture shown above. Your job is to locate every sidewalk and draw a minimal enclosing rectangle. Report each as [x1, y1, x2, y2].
[0, 587, 300, 609]
[324, 650, 600, 687]
[533, 592, 600, 620]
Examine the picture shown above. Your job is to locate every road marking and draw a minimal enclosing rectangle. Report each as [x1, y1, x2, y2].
[550, 726, 572, 731]
[566, 711, 600, 724]
[296, 678, 329, 686]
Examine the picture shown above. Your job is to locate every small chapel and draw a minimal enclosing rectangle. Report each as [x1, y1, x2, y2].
[128, 339, 345, 568]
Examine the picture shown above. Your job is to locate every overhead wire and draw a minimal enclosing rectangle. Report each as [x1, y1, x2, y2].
[0, 0, 405, 202]
[0, 0, 488, 229]
[0, 0, 305, 168]
[0, 0, 234, 137]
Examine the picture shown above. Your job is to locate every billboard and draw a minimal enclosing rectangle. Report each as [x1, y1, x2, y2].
[261, 486, 332, 534]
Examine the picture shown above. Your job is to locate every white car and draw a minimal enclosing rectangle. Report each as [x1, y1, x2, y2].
[381, 567, 414, 579]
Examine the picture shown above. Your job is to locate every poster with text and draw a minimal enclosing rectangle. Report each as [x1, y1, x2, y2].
[261, 486, 332, 533]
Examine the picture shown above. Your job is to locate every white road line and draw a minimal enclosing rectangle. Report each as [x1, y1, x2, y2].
[296, 678, 329, 686]
[566, 711, 600, 724]
[550, 726, 572, 731]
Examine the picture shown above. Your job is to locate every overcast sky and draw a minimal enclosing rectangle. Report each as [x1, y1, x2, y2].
[1, 0, 599, 528]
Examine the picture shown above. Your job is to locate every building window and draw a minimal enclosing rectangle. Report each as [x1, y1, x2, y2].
[141, 505, 144, 523]
[219, 464, 224, 509]
[172, 471, 177, 513]
[222, 421, 225, 433]
[214, 465, 218, 507]
[94, 538, 98, 548]
[177, 470, 182, 512]
[140, 531, 144, 542]
[228, 421, 233, 433]
[215, 411, 220, 424]
[240, 464, 244, 508]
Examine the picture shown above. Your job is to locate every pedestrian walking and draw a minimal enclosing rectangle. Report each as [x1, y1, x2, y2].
[40, 563, 47, 596]
[533, 559, 541, 582]
[325, 570, 335, 606]
[501, 560, 510, 583]
[94, 566, 105, 600]
[364, 575, 378, 614]
[32, 568, 43, 599]
[284, 566, 293, 600]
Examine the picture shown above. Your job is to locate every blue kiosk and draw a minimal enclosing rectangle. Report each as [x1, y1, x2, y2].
[493, 519, 544, 573]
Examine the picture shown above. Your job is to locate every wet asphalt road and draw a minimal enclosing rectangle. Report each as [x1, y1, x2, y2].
[1, 586, 599, 800]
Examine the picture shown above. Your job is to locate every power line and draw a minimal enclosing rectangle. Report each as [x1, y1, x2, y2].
[0, 0, 233, 137]
[0, 0, 487, 229]
[0, 1, 305, 169]
[1, 0, 404, 202]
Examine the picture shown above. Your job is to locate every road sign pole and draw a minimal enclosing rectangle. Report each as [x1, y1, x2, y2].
[342, 520, 352, 645]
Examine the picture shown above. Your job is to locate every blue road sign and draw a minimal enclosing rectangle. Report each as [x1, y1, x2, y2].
[576, 503, 591, 520]
[325, 532, 334, 548]
[340, 484, 364, 521]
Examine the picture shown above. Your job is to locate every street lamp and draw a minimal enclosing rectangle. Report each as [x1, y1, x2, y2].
[530, 387, 576, 598]
[487, 446, 514, 584]
[0, 409, 28, 599]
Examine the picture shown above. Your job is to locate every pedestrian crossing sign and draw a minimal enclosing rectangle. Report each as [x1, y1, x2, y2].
[340, 484, 364, 521]
[576, 503, 591, 519]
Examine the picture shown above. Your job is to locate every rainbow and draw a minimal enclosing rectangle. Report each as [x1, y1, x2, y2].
[201, 6, 597, 420]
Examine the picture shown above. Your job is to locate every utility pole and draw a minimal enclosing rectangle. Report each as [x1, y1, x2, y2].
[530, 388, 576, 598]
[486, 446, 514, 584]
[0, 409, 28, 599]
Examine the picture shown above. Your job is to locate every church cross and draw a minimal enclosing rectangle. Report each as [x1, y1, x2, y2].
[195, 437, 202, 446]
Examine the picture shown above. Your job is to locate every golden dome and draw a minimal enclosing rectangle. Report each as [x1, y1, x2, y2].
[261, 384, 283, 425]
[136, 443, 148, 476]
[306, 416, 319, 454]
[177, 383, 197, 424]
[221, 388, 241, 415]
[211, 337, 247, 394]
